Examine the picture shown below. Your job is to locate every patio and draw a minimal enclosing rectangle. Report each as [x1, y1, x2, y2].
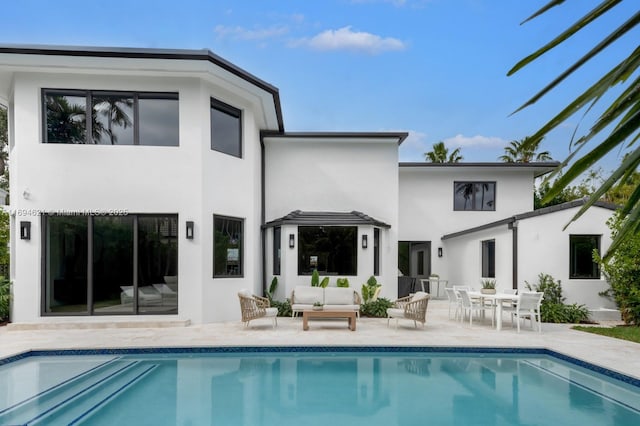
[1, 299, 638, 381]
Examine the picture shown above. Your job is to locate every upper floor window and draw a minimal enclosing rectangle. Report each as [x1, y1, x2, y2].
[454, 182, 496, 211]
[569, 235, 600, 279]
[43, 89, 179, 146]
[210, 98, 242, 158]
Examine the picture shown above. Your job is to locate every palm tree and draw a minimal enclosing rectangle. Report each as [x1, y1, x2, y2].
[499, 136, 552, 163]
[92, 96, 133, 145]
[424, 141, 463, 163]
[509, 0, 639, 256]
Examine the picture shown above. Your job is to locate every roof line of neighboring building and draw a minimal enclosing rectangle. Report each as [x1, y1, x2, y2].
[261, 131, 409, 145]
[0, 43, 284, 131]
[400, 161, 560, 177]
[441, 199, 618, 240]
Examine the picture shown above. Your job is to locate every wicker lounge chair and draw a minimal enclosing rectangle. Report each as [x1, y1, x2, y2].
[386, 291, 430, 328]
[238, 289, 278, 328]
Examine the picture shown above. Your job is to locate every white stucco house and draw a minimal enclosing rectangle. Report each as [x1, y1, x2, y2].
[0, 44, 617, 326]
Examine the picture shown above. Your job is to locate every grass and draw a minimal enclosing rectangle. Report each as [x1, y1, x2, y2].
[573, 325, 640, 344]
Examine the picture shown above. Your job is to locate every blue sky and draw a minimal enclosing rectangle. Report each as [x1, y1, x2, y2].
[1, 0, 637, 168]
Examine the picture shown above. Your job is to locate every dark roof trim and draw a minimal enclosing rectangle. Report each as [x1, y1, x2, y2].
[264, 210, 391, 229]
[262, 131, 409, 145]
[0, 44, 284, 131]
[400, 161, 560, 177]
[441, 199, 618, 240]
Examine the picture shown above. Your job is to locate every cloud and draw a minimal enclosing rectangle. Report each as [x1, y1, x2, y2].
[398, 130, 429, 162]
[442, 134, 507, 148]
[293, 26, 406, 54]
[351, 0, 407, 6]
[214, 25, 289, 41]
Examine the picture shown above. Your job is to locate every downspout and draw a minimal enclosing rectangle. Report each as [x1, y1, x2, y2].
[260, 135, 266, 296]
[508, 219, 518, 290]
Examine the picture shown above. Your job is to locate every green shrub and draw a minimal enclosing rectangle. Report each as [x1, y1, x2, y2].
[526, 273, 589, 323]
[596, 212, 640, 325]
[271, 299, 292, 317]
[336, 278, 349, 288]
[360, 298, 393, 318]
[361, 275, 381, 303]
[0, 277, 10, 322]
[266, 276, 278, 302]
[319, 277, 329, 288]
[311, 269, 320, 287]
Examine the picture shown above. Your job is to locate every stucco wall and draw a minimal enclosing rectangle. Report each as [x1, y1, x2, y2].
[8, 70, 266, 324]
[517, 205, 615, 309]
[264, 138, 399, 300]
[399, 166, 536, 282]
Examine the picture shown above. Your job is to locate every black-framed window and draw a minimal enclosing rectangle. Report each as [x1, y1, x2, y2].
[43, 89, 179, 146]
[373, 228, 380, 276]
[43, 214, 178, 316]
[211, 98, 242, 157]
[454, 182, 496, 211]
[298, 226, 357, 275]
[273, 226, 281, 275]
[213, 215, 244, 277]
[481, 239, 495, 278]
[570, 235, 601, 279]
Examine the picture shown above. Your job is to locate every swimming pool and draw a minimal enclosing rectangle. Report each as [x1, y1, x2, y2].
[1, 347, 639, 425]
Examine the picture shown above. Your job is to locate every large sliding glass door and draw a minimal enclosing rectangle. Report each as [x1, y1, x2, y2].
[43, 214, 178, 315]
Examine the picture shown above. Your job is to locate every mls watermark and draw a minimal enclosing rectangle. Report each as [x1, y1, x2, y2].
[9, 209, 130, 216]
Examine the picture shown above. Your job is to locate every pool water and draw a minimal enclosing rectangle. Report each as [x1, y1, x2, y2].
[1, 348, 639, 425]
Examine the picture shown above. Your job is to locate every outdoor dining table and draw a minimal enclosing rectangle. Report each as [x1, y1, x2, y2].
[467, 291, 519, 331]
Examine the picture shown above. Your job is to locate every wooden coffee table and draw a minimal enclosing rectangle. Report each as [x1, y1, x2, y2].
[302, 310, 357, 331]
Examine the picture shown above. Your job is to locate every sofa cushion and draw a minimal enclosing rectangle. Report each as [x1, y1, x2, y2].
[324, 287, 354, 305]
[324, 304, 359, 311]
[294, 286, 324, 304]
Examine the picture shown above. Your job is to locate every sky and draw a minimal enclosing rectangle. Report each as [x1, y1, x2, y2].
[0, 0, 638, 169]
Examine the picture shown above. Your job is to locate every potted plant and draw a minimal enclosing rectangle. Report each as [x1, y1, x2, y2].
[312, 301, 324, 311]
[480, 279, 496, 294]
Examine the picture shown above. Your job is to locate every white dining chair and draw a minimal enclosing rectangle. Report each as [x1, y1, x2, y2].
[444, 287, 462, 320]
[458, 289, 494, 326]
[505, 292, 544, 332]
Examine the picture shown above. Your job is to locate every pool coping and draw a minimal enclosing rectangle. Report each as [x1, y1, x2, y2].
[2, 345, 639, 388]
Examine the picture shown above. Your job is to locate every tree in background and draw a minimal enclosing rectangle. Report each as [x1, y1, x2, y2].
[534, 168, 604, 209]
[509, 0, 639, 257]
[596, 212, 640, 325]
[499, 136, 552, 163]
[0, 106, 7, 193]
[424, 141, 463, 163]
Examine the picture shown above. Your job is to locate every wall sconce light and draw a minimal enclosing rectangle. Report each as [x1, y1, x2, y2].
[20, 221, 31, 240]
[289, 234, 295, 249]
[438, 247, 443, 258]
[362, 234, 368, 249]
[185, 221, 194, 240]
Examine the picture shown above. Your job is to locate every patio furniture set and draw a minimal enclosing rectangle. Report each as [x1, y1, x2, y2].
[445, 286, 544, 332]
[237, 282, 542, 333]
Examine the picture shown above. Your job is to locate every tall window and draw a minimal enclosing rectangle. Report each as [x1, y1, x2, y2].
[43, 214, 178, 315]
[273, 226, 281, 275]
[43, 90, 179, 146]
[213, 215, 244, 277]
[570, 235, 600, 279]
[481, 239, 495, 278]
[373, 228, 380, 276]
[211, 98, 242, 157]
[298, 226, 357, 275]
[454, 182, 496, 211]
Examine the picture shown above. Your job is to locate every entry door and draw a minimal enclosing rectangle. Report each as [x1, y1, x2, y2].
[410, 242, 431, 281]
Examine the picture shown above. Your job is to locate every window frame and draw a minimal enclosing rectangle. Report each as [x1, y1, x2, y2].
[481, 239, 496, 278]
[210, 97, 242, 158]
[373, 228, 380, 276]
[41, 213, 179, 317]
[297, 226, 358, 276]
[453, 181, 497, 211]
[569, 234, 601, 279]
[42, 88, 179, 146]
[213, 214, 244, 278]
[273, 226, 281, 276]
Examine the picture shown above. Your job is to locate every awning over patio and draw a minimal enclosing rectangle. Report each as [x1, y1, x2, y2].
[263, 210, 391, 229]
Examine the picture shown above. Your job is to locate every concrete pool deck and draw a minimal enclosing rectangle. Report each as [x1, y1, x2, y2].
[1, 299, 638, 380]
